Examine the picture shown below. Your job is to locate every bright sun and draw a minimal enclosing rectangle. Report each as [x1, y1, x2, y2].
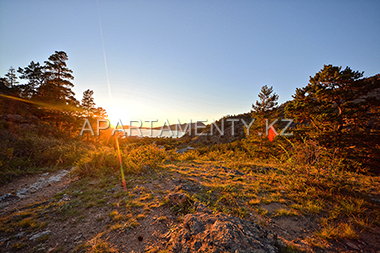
[106, 108, 127, 128]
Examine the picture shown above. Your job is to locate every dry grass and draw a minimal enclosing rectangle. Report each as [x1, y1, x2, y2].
[1, 139, 379, 252]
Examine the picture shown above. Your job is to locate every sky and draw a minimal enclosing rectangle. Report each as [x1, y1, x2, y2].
[1, 0, 379, 127]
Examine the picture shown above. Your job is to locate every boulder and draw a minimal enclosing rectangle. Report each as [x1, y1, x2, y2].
[167, 202, 279, 253]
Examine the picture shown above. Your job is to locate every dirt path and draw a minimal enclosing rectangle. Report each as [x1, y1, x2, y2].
[0, 169, 72, 215]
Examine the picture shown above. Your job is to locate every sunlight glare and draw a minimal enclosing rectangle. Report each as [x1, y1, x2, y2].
[106, 107, 128, 128]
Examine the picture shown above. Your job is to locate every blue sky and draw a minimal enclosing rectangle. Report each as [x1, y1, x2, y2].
[1, 0, 379, 126]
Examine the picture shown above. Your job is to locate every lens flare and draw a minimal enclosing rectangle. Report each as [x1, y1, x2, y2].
[115, 135, 126, 191]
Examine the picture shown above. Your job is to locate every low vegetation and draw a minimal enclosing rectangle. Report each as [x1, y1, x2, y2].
[1, 56, 379, 251]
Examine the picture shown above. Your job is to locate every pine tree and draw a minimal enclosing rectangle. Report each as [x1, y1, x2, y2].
[286, 65, 380, 171]
[4, 67, 19, 88]
[34, 51, 79, 133]
[252, 85, 279, 118]
[80, 89, 107, 119]
[81, 89, 96, 117]
[38, 51, 76, 105]
[248, 85, 280, 158]
[17, 61, 44, 98]
[251, 85, 279, 135]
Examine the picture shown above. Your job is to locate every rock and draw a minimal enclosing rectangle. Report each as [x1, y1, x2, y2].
[48, 170, 69, 183]
[0, 193, 19, 202]
[142, 165, 151, 170]
[172, 178, 182, 184]
[167, 192, 189, 206]
[219, 166, 229, 173]
[0, 115, 38, 132]
[16, 188, 29, 198]
[184, 215, 205, 234]
[29, 230, 51, 241]
[74, 235, 82, 241]
[13, 170, 69, 200]
[4, 114, 28, 123]
[61, 194, 71, 201]
[346, 242, 360, 250]
[19, 123, 38, 132]
[231, 169, 245, 176]
[176, 146, 195, 154]
[15, 232, 25, 238]
[181, 184, 203, 194]
[167, 202, 279, 253]
[108, 186, 121, 192]
[194, 202, 212, 214]
[176, 149, 186, 154]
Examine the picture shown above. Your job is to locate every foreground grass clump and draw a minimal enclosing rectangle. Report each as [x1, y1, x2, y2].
[75, 233, 118, 253]
[316, 219, 359, 240]
[72, 144, 168, 178]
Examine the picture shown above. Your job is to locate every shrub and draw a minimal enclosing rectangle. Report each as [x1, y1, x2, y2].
[73, 144, 167, 178]
[0, 131, 88, 183]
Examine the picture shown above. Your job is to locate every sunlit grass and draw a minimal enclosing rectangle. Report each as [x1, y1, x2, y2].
[72, 144, 168, 178]
[109, 210, 128, 221]
[316, 220, 359, 240]
[1, 137, 379, 252]
[275, 208, 299, 217]
[255, 207, 268, 216]
[17, 217, 40, 229]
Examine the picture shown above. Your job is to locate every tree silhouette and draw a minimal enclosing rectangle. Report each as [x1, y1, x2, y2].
[17, 61, 44, 98]
[38, 51, 76, 105]
[286, 65, 380, 171]
[81, 89, 96, 117]
[4, 67, 19, 88]
[31, 51, 80, 132]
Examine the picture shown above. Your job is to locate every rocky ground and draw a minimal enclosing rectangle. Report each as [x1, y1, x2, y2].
[0, 163, 379, 252]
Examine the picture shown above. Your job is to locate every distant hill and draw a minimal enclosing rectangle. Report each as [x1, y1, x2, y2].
[118, 122, 205, 132]
[151, 121, 205, 131]
[181, 112, 252, 145]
